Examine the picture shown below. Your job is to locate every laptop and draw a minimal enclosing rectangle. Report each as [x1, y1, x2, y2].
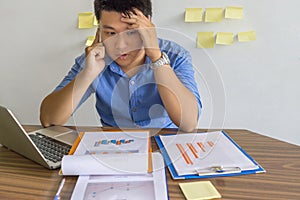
[0, 105, 78, 169]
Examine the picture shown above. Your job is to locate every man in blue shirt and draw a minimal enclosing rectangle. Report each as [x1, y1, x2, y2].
[40, 0, 201, 132]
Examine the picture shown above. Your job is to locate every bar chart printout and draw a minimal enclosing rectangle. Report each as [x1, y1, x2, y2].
[159, 131, 260, 176]
[74, 131, 149, 155]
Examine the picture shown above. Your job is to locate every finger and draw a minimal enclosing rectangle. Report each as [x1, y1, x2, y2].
[121, 17, 138, 25]
[92, 28, 100, 46]
[85, 43, 104, 57]
[131, 8, 144, 17]
[92, 43, 105, 58]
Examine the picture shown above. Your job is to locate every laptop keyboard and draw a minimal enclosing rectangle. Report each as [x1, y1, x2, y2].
[29, 133, 72, 163]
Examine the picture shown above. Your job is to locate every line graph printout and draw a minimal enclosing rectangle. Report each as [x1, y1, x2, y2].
[159, 131, 259, 176]
[82, 177, 154, 200]
[70, 153, 168, 200]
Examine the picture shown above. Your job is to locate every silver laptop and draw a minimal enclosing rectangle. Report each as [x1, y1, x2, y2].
[0, 105, 78, 169]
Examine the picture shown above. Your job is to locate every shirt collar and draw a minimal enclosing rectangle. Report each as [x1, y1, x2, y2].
[104, 55, 152, 77]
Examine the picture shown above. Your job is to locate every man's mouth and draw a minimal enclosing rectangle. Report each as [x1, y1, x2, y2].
[116, 53, 129, 60]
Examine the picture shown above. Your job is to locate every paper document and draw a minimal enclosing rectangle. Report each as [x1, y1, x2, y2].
[70, 153, 168, 200]
[61, 131, 149, 175]
[159, 131, 260, 176]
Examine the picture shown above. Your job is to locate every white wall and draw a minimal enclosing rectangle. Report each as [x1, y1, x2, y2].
[0, 0, 299, 145]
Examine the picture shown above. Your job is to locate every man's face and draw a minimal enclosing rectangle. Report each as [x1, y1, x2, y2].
[100, 10, 144, 69]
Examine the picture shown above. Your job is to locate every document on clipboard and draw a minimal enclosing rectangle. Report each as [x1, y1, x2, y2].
[155, 131, 265, 179]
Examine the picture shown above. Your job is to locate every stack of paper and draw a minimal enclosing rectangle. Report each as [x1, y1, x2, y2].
[61, 131, 168, 200]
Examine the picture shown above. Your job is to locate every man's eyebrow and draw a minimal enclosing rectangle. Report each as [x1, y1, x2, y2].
[101, 25, 115, 30]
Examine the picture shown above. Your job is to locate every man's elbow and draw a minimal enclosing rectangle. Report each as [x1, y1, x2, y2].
[179, 118, 198, 132]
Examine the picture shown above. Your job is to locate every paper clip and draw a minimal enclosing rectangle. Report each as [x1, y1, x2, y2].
[195, 166, 241, 175]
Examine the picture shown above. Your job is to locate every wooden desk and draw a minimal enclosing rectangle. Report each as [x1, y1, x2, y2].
[0, 126, 299, 199]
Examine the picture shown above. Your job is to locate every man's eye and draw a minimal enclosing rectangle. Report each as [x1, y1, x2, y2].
[127, 30, 138, 35]
[105, 32, 115, 36]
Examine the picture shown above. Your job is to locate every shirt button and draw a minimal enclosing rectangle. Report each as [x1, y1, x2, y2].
[132, 107, 137, 112]
[130, 80, 135, 85]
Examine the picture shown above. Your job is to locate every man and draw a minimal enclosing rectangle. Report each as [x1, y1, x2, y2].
[40, 0, 201, 132]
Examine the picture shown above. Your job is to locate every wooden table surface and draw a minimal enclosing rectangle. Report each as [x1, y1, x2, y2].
[0, 126, 299, 199]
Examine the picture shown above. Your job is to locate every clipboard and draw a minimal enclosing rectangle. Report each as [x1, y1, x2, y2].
[154, 131, 265, 179]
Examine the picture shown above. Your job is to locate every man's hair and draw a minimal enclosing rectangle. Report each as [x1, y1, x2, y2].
[94, 0, 152, 20]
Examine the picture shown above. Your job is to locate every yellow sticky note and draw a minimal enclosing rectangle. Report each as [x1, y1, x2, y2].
[205, 8, 223, 22]
[225, 6, 243, 19]
[185, 8, 203, 22]
[197, 32, 215, 48]
[78, 12, 94, 29]
[238, 31, 256, 42]
[179, 181, 221, 200]
[216, 32, 234, 45]
[85, 36, 95, 46]
[93, 16, 99, 26]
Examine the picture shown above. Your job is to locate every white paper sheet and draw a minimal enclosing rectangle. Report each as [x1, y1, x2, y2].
[61, 131, 149, 175]
[160, 131, 259, 176]
[70, 153, 168, 200]
[62, 153, 149, 175]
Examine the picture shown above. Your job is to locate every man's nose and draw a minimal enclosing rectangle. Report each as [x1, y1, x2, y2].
[114, 33, 127, 51]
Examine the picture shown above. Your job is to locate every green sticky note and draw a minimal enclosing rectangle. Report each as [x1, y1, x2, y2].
[225, 6, 243, 19]
[238, 31, 256, 42]
[197, 32, 215, 48]
[179, 181, 221, 200]
[216, 32, 234, 45]
[205, 8, 223, 22]
[78, 12, 94, 29]
[185, 8, 203, 22]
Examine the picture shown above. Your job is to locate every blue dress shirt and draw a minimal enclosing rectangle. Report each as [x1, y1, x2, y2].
[54, 38, 202, 128]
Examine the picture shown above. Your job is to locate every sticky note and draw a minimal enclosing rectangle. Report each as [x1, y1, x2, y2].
[216, 32, 234, 45]
[205, 8, 223, 22]
[225, 6, 244, 19]
[85, 36, 95, 46]
[179, 181, 221, 200]
[78, 12, 94, 29]
[93, 16, 99, 26]
[238, 31, 256, 42]
[185, 8, 203, 22]
[197, 32, 215, 48]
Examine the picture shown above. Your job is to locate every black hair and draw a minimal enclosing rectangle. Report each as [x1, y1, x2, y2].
[94, 0, 152, 20]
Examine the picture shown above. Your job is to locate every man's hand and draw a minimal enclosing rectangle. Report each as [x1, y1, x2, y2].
[121, 8, 161, 62]
[84, 28, 106, 78]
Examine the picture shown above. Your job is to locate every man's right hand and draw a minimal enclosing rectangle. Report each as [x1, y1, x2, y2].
[84, 28, 106, 79]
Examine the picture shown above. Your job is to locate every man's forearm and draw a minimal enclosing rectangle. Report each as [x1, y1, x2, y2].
[40, 69, 96, 127]
[154, 65, 198, 132]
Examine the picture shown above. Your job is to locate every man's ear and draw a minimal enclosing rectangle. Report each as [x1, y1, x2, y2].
[147, 15, 151, 20]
